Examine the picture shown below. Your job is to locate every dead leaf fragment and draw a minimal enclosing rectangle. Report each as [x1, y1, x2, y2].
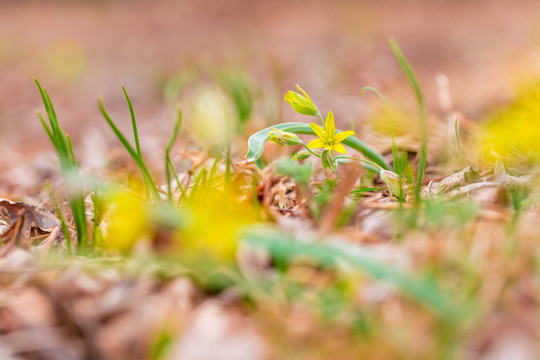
[422, 166, 481, 197]
[0, 199, 60, 249]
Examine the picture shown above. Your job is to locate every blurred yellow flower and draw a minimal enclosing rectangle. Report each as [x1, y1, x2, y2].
[103, 189, 149, 253]
[178, 192, 256, 265]
[103, 185, 256, 265]
[307, 111, 355, 154]
[479, 83, 540, 166]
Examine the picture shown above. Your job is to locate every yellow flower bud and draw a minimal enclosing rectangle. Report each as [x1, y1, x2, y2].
[293, 149, 313, 161]
[380, 170, 405, 198]
[268, 128, 303, 146]
[321, 149, 337, 173]
[284, 84, 320, 117]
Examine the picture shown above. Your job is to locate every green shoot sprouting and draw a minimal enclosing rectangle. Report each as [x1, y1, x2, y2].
[122, 86, 143, 160]
[165, 109, 185, 202]
[98, 93, 161, 201]
[389, 38, 427, 201]
[35, 78, 88, 250]
[122, 86, 147, 197]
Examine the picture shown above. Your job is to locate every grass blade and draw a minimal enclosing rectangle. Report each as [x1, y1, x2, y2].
[122, 86, 143, 160]
[165, 109, 183, 202]
[98, 98, 161, 201]
[389, 38, 427, 200]
[35, 78, 88, 250]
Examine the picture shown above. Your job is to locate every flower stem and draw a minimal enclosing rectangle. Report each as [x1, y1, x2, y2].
[302, 143, 321, 157]
[334, 155, 384, 171]
[316, 112, 325, 126]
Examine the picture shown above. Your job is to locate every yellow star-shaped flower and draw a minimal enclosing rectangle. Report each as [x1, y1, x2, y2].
[306, 111, 355, 154]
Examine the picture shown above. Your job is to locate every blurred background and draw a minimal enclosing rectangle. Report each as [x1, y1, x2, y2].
[0, 0, 539, 192]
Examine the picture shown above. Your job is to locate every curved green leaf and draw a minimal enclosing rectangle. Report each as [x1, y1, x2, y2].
[246, 122, 392, 171]
[242, 226, 461, 321]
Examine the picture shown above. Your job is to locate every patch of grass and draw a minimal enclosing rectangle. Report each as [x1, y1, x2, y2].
[35, 78, 88, 251]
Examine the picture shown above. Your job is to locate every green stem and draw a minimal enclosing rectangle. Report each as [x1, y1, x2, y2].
[316, 112, 325, 126]
[301, 143, 321, 158]
[246, 123, 392, 171]
[334, 155, 384, 171]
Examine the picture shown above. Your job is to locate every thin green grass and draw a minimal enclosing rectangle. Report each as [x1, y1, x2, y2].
[165, 109, 184, 202]
[389, 38, 427, 201]
[35, 78, 88, 251]
[122, 86, 143, 160]
[121, 86, 147, 197]
[98, 94, 161, 201]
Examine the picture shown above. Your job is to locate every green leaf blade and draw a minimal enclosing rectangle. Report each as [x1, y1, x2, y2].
[246, 122, 392, 171]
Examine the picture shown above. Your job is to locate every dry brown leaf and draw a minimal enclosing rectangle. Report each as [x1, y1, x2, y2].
[0, 199, 59, 250]
[422, 166, 481, 197]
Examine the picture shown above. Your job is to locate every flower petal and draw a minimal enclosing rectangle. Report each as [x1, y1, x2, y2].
[307, 139, 326, 148]
[333, 143, 347, 154]
[295, 84, 312, 102]
[334, 130, 355, 143]
[309, 123, 326, 139]
[325, 111, 335, 135]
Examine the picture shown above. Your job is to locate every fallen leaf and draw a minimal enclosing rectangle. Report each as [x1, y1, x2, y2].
[0, 199, 60, 252]
[422, 166, 481, 197]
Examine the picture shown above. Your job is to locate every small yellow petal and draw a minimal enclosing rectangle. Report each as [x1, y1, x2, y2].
[295, 84, 312, 102]
[334, 130, 355, 143]
[309, 123, 326, 138]
[307, 139, 325, 148]
[284, 91, 294, 102]
[325, 111, 335, 135]
[334, 143, 347, 154]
